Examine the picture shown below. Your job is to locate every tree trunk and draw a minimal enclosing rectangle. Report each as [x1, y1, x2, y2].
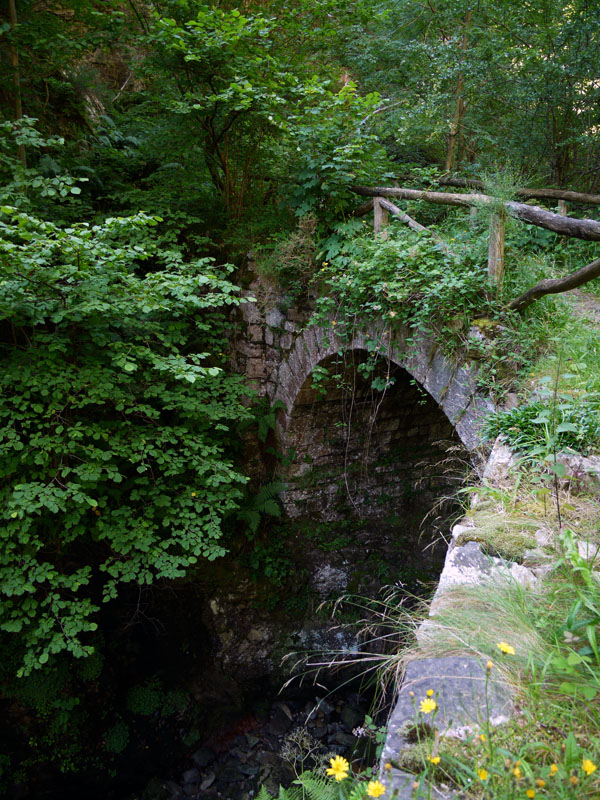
[373, 197, 389, 239]
[349, 199, 374, 217]
[488, 211, 505, 286]
[376, 197, 452, 252]
[437, 176, 600, 205]
[505, 201, 600, 241]
[508, 258, 600, 312]
[444, 10, 472, 173]
[8, 0, 26, 166]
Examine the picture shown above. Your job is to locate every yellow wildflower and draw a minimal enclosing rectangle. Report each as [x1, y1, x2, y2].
[426, 689, 434, 697]
[513, 766, 522, 780]
[326, 755, 349, 782]
[477, 768, 489, 781]
[526, 790, 535, 798]
[428, 756, 440, 765]
[486, 660, 493, 671]
[366, 780, 386, 797]
[583, 759, 597, 776]
[497, 642, 516, 655]
[419, 698, 437, 714]
[570, 775, 579, 786]
[384, 762, 392, 771]
[549, 764, 559, 776]
[191, 492, 196, 497]
[536, 779, 546, 788]
[479, 734, 486, 742]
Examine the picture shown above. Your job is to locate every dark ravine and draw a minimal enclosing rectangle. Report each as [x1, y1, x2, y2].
[14, 276, 491, 800]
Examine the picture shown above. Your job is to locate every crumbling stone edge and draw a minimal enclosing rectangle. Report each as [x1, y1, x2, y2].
[379, 438, 600, 799]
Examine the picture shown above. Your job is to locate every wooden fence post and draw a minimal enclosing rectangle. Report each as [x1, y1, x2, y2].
[488, 210, 505, 288]
[373, 197, 389, 239]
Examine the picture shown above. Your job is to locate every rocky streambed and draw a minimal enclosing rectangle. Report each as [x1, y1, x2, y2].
[143, 688, 381, 800]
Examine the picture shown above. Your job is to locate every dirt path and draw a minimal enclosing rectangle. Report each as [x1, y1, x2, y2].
[566, 288, 600, 324]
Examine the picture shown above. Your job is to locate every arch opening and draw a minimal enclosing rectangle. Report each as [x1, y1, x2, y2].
[278, 350, 471, 591]
[282, 350, 469, 520]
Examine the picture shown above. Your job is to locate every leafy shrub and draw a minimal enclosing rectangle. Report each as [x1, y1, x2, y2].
[103, 722, 130, 754]
[0, 206, 253, 675]
[311, 228, 488, 344]
[255, 215, 319, 297]
[485, 398, 600, 456]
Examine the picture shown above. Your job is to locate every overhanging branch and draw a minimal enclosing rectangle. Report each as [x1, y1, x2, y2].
[508, 258, 600, 312]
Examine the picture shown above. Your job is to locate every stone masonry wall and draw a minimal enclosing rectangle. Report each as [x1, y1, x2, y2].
[281, 353, 467, 520]
[232, 264, 495, 495]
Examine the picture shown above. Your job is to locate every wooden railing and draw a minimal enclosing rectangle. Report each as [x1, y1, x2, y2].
[350, 182, 600, 309]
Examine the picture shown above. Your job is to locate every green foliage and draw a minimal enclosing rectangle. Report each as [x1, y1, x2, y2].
[255, 215, 319, 297]
[246, 540, 292, 589]
[0, 118, 88, 214]
[311, 227, 488, 345]
[485, 398, 600, 457]
[287, 82, 390, 221]
[258, 772, 353, 800]
[237, 482, 286, 537]
[126, 681, 187, 717]
[0, 189, 253, 674]
[348, 0, 600, 184]
[103, 721, 130, 754]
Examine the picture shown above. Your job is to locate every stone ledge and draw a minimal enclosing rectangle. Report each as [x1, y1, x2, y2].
[380, 656, 512, 798]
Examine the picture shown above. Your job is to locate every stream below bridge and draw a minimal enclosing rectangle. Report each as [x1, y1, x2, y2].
[19, 354, 473, 800]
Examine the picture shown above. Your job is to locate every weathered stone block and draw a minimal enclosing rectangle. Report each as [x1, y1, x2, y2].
[277, 360, 295, 398]
[247, 359, 268, 379]
[247, 324, 264, 342]
[265, 308, 285, 328]
[440, 366, 476, 424]
[279, 333, 293, 350]
[381, 656, 512, 753]
[287, 351, 302, 383]
[403, 334, 436, 386]
[482, 437, 517, 485]
[454, 395, 494, 452]
[424, 349, 455, 404]
[286, 308, 306, 323]
[236, 341, 264, 358]
[434, 541, 537, 601]
[240, 297, 261, 324]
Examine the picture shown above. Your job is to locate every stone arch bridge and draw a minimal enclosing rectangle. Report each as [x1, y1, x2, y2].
[233, 275, 495, 525]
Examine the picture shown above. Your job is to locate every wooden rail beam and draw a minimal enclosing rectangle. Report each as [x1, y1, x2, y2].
[351, 185, 600, 241]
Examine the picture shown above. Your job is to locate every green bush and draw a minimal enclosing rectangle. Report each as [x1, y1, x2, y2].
[485, 398, 600, 457]
[0, 204, 253, 676]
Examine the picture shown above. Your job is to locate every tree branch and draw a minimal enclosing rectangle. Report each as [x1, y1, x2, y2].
[437, 176, 600, 205]
[508, 258, 600, 312]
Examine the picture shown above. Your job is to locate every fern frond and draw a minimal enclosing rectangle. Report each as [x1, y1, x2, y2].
[256, 788, 274, 800]
[254, 481, 287, 506]
[237, 481, 287, 533]
[297, 774, 337, 800]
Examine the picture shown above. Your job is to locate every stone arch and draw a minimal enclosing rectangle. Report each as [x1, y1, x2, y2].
[268, 324, 494, 461]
